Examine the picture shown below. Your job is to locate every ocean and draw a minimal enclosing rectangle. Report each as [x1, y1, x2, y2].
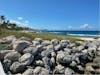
[41, 30, 100, 38]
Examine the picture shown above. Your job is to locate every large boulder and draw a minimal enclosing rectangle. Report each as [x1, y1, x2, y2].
[60, 40, 69, 48]
[4, 51, 21, 62]
[13, 40, 30, 53]
[34, 38, 43, 43]
[19, 53, 34, 66]
[33, 66, 49, 75]
[93, 56, 100, 66]
[0, 35, 16, 44]
[41, 40, 51, 46]
[22, 68, 34, 75]
[51, 39, 59, 45]
[10, 62, 26, 73]
[54, 64, 65, 74]
[64, 68, 75, 75]
[56, 51, 72, 65]
[0, 50, 14, 61]
[3, 59, 12, 73]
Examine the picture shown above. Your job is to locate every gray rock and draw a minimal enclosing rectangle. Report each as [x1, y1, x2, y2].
[32, 41, 40, 46]
[76, 65, 84, 73]
[70, 61, 77, 67]
[60, 40, 69, 47]
[0, 50, 14, 60]
[55, 64, 65, 74]
[57, 51, 72, 65]
[51, 51, 56, 57]
[40, 68, 49, 75]
[23, 46, 37, 54]
[10, 62, 26, 73]
[65, 68, 75, 75]
[18, 37, 32, 42]
[41, 40, 51, 46]
[86, 65, 94, 72]
[34, 38, 43, 43]
[33, 66, 49, 75]
[22, 68, 34, 75]
[54, 44, 62, 52]
[4, 51, 21, 62]
[3, 59, 12, 72]
[33, 66, 42, 74]
[35, 60, 44, 66]
[19, 53, 34, 66]
[51, 39, 59, 45]
[0, 35, 16, 44]
[42, 57, 50, 70]
[56, 51, 65, 63]
[93, 56, 100, 66]
[13, 40, 30, 53]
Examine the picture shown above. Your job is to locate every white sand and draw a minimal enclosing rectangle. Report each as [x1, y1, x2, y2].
[79, 37, 95, 41]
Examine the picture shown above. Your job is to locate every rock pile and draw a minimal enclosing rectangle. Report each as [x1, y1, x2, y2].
[0, 35, 100, 75]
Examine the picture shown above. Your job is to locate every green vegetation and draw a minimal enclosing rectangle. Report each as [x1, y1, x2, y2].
[0, 29, 83, 42]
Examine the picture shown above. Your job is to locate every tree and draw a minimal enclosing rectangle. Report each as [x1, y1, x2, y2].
[0, 15, 5, 24]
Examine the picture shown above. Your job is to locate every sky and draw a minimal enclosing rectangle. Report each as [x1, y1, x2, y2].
[0, 0, 99, 30]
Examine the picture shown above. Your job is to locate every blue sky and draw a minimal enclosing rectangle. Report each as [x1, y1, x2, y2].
[0, 0, 99, 30]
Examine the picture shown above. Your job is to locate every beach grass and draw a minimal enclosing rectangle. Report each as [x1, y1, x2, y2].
[0, 29, 83, 42]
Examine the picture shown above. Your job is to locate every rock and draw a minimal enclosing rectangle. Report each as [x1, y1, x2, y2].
[13, 40, 30, 53]
[56, 51, 65, 63]
[93, 56, 100, 66]
[76, 65, 84, 73]
[0, 35, 16, 44]
[15, 73, 22, 75]
[86, 65, 95, 72]
[79, 53, 90, 64]
[34, 38, 43, 43]
[41, 40, 51, 46]
[33, 66, 49, 75]
[0, 50, 14, 61]
[4, 51, 21, 62]
[70, 61, 77, 67]
[35, 60, 44, 66]
[22, 68, 34, 75]
[42, 57, 50, 70]
[51, 51, 56, 57]
[65, 68, 75, 75]
[54, 44, 62, 52]
[23, 46, 36, 54]
[55, 64, 65, 74]
[57, 51, 72, 65]
[40, 68, 49, 75]
[32, 41, 40, 46]
[60, 40, 69, 47]
[10, 62, 26, 73]
[19, 53, 34, 66]
[18, 37, 32, 42]
[3, 59, 12, 72]
[64, 48, 71, 54]
[33, 66, 42, 74]
[51, 39, 59, 45]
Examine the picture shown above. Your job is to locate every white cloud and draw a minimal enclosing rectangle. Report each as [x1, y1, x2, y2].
[67, 24, 93, 30]
[17, 17, 23, 20]
[10, 19, 30, 27]
[79, 24, 92, 29]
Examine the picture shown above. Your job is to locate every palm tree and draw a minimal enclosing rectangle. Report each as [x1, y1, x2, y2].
[0, 15, 5, 24]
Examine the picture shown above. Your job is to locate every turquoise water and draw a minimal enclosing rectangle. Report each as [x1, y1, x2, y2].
[41, 30, 100, 38]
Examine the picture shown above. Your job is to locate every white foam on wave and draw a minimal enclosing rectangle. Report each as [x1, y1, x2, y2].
[67, 34, 100, 37]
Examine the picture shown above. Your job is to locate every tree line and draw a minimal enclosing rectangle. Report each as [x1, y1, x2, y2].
[0, 15, 31, 30]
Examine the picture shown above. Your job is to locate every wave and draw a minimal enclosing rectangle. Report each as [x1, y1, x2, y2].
[67, 34, 100, 37]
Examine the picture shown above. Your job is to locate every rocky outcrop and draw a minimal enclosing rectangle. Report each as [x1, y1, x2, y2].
[0, 36, 100, 74]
